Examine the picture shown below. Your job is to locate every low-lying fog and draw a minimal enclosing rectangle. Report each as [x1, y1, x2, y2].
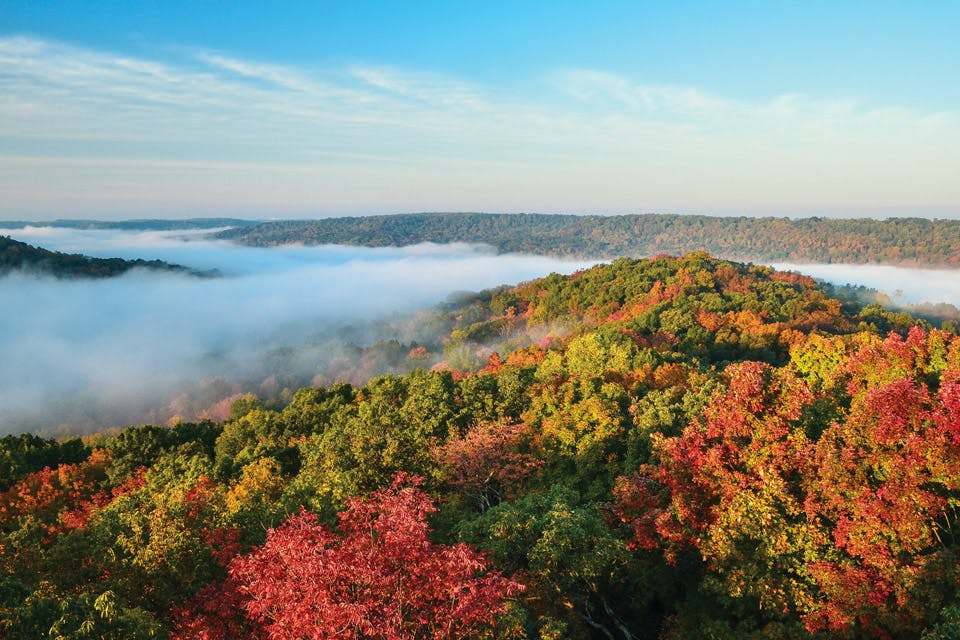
[1, 227, 596, 434]
[2, 227, 958, 436]
[771, 262, 960, 307]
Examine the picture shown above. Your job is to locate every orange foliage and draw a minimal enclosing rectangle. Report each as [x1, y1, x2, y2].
[480, 351, 503, 375]
[0, 448, 113, 538]
[503, 345, 547, 368]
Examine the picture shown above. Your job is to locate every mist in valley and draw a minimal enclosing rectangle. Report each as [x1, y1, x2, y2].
[771, 262, 960, 307]
[0, 228, 595, 435]
[3, 227, 959, 436]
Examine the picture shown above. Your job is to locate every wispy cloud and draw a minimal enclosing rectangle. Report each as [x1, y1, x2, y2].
[554, 69, 728, 115]
[196, 52, 316, 90]
[0, 36, 957, 217]
[350, 65, 489, 111]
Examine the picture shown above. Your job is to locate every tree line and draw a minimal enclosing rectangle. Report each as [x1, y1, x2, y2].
[0, 236, 213, 279]
[216, 213, 960, 267]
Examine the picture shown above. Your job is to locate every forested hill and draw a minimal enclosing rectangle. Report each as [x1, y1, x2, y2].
[0, 235, 209, 279]
[216, 212, 960, 267]
[4, 253, 960, 638]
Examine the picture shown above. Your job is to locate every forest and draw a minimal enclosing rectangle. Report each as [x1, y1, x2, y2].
[0, 236, 211, 279]
[216, 213, 960, 268]
[2, 252, 960, 639]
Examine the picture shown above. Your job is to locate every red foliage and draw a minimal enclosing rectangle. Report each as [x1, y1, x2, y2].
[612, 475, 670, 552]
[436, 421, 541, 512]
[203, 526, 242, 568]
[714, 265, 755, 293]
[428, 362, 468, 381]
[172, 576, 260, 640]
[844, 327, 952, 395]
[802, 562, 893, 635]
[60, 467, 147, 531]
[935, 380, 960, 444]
[537, 335, 556, 350]
[606, 278, 690, 324]
[615, 329, 960, 635]
[0, 448, 114, 538]
[616, 362, 814, 561]
[803, 358, 960, 632]
[176, 475, 520, 640]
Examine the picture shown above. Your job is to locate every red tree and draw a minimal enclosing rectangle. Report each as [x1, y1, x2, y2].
[435, 420, 541, 512]
[615, 330, 960, 636]
[0, 448, 114, 539]
[175, 474, 520, 640]
[801, 329, 960, 634]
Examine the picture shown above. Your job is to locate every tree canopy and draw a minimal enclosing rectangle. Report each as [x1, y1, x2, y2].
[3, 253, 960, 638]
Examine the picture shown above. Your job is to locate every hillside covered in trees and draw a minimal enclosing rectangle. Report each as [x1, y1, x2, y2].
[216, 212, 960, 268]
[0, 236, 210, 279]
[3, 253, 960, 638]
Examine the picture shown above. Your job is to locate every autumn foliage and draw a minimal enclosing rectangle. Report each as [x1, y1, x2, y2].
[615, 327, 960, 636]
[174, 474, 520, 640]
[4, 254, 960, 639]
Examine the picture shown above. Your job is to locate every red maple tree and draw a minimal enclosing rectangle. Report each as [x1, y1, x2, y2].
[174, 474, 521, 640]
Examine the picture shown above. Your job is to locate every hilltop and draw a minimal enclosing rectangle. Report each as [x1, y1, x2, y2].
[4, 253, 959, 637]
[0, 235, 213, 279]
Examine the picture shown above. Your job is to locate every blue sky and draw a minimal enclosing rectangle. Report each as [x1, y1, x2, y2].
[1, 1, 958, 219]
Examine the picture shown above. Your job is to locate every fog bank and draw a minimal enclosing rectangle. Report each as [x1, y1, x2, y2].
[4, 231, 958, 436]
[771, 262, 960, 307]
[1, 228, 594, 434]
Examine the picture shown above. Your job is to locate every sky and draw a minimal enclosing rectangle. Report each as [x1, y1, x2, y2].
[1, 1, 958, 220]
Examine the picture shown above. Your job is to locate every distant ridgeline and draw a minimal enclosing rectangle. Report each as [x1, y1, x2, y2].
[0, 236, 212, 279]
[0, 218, 260, 232]
[216, 212, 960, 267]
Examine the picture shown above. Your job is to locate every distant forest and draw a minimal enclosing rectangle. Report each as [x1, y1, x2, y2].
[0, 236, 207, 279]
[217, 213, 960, 267]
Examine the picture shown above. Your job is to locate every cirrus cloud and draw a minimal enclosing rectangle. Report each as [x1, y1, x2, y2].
[0, 36, 957, 218]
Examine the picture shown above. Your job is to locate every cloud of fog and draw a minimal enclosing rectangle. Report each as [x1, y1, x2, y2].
[0, 228, 596, 435]
[5, 233, 958, 436]
[771, 262, 960, 307]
